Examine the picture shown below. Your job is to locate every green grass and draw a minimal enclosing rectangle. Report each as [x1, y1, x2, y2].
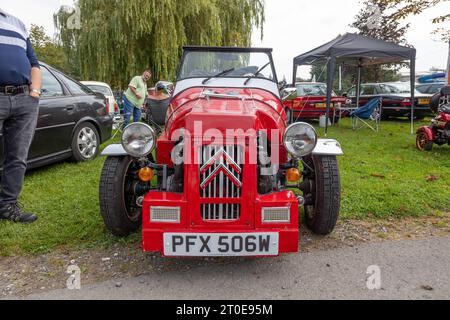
[326, 119, 450, 219]
[0, 119, 449, 256]
[0, 137, 140, 256]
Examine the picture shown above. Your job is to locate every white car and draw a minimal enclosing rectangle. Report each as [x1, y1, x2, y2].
[81, 81, 117, 115]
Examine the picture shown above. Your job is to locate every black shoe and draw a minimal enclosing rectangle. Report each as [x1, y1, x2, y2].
[0, 203, 38, 223]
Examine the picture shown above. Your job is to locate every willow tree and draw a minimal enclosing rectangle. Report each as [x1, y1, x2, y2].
[54, 0, 265, 88]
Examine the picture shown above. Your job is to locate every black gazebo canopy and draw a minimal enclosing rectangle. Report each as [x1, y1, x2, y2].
[292, 33, 417, 133]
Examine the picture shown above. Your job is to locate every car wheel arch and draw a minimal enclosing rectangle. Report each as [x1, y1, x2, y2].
[416, 126, 434, 139]
[72, 117, 103, 143]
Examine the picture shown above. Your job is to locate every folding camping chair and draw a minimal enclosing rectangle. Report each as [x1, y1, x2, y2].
[111, 113, 125, 140]
[110, 93, 126, 139]
[350, 97, 382, 132]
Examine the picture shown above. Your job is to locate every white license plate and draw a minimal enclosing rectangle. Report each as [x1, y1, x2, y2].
[163, 233, 279, 257]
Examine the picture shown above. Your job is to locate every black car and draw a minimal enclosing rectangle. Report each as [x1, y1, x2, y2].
[346, 82, 433, 119]
[0, 62, 113, 170]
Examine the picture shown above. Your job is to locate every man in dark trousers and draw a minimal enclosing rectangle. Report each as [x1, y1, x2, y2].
[0, 8, 42, 223]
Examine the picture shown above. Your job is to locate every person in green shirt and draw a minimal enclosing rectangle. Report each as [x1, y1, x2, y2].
[123, 69, 152, 127]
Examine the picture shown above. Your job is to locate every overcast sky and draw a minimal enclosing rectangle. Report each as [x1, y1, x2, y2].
[1, 0, 448, 80]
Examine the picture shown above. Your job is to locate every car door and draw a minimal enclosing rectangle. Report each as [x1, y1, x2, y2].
[52, 70, 95, 124]
[28, 66, 76, 161]
[378, 84, 403, 109]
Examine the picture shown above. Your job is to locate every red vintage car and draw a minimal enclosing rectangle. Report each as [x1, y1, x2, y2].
[99, 47, 343, 257]
[282, 82, 346, 122]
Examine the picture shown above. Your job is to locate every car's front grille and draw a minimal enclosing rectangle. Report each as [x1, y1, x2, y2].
[199, 145, 243, 221]
[200, 204, 241, 221]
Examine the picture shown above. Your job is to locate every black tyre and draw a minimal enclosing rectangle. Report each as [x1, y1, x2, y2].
[303, 155, 341, 235]
[71, 122, 100, 162]
[99, 156, 141, 237]
[416, 132, 433, 151]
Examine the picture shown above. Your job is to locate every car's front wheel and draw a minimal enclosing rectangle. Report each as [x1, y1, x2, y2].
[99, 156, 142, 237]
[71, 123, 100, 162]
[303, 155, 341, 235]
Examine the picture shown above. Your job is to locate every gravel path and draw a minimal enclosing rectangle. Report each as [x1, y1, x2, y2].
[18, 236, 450, 300]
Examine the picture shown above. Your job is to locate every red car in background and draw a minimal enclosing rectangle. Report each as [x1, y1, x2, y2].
[282, 82, 346, 122]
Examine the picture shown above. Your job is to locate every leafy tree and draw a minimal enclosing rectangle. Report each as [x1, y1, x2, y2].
[350, 1, 408, 83]
[54, 0, 265, 89]
[375, 0, 449, 41]
[29, 25, 70, 73]
[352, 1, 410, 44]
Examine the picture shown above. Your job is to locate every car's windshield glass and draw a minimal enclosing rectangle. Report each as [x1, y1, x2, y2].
[87, 85, 113, 96]
[380, 83, 411, 94]
[296, 84, 336, 96]
[416, 85, 429, 94]
[179, 50, 275, 82]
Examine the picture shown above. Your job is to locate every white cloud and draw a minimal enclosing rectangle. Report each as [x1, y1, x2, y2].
[1, 0, 448, 82]
[253, 0, 450, 81]
[0, 0, 74, 37]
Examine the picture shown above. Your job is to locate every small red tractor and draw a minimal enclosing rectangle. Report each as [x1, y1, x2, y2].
[416, 85, 450, 151]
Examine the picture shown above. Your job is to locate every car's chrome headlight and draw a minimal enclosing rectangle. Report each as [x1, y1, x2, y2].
[283, 122, 318, 158]
[121, 123, 156, 157]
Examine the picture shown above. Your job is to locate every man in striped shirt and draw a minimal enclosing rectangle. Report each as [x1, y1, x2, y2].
[0, 8, 42, 223]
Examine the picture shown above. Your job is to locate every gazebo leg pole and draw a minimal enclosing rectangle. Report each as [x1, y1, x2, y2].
[410, 59, 416, 135]
[325, 57, 336, 136]
[356, 66, 362, 109]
